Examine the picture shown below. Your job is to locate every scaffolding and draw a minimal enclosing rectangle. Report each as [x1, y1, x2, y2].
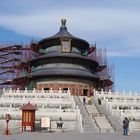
[0, 41, 114, 90]
[0, 45, 22, 89]
[88, 44, 115, 91]
[0, 42, 39, 89]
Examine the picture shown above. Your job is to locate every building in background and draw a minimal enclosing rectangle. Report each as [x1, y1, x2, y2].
[0, 19, 114, 95]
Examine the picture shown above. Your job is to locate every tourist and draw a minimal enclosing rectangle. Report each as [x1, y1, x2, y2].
[123, 117, 129, 135]
[83, 96, 86, 104]
[57, 117, 63, 129]
[98, 98, 101, 105]
[88, 96, 92, 105]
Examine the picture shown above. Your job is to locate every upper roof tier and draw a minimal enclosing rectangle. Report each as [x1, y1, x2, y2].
[38, 18, 89, 51]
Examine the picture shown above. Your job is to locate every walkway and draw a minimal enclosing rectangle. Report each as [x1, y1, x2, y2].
[0, 131, 140, 140]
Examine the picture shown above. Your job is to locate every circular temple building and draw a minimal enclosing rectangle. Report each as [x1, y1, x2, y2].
[0, 19, 113, 95]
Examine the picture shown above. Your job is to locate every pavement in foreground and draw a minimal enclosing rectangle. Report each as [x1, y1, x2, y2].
[0, 131, 140, 140]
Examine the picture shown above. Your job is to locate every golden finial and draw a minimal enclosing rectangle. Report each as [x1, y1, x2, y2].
[61, 18, 66, 26]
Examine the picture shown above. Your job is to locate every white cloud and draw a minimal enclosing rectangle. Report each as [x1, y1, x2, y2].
[0, 7, 140, 57]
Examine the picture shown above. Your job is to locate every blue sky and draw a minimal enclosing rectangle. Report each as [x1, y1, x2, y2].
[0, 0, 140, 92]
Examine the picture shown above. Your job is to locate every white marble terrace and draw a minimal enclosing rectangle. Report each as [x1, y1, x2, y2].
[1, 88, 140, 132]
[0, 88, 83, 132]
[94, 89, 140, 132]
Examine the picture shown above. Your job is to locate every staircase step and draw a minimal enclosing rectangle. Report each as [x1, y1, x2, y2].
[94, 100, 122, 133]
[74, 96, 98, 133]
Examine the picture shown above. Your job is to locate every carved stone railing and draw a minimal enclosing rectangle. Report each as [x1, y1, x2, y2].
[0, 88, 83, 132]
[94, 89, 140, 131]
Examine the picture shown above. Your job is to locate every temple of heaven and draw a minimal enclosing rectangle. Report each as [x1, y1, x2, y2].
[0, 19, 113, 95]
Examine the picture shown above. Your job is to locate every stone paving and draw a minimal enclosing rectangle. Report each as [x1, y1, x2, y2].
[0, 129, 140, 140]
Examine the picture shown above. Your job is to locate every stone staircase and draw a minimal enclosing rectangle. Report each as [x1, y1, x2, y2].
[83, 100, 114, 133]
[94, 100, 122, 133]
[73, 96, 98, 133]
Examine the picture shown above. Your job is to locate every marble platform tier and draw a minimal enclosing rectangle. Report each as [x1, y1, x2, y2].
[94, 89, 140, 132]
[0, 88, 83, 132]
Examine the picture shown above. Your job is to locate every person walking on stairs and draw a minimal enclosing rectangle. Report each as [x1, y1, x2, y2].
[83, 96, 86, 105]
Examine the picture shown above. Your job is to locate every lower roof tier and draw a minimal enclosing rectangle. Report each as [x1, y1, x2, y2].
[13, 67, 100, 83]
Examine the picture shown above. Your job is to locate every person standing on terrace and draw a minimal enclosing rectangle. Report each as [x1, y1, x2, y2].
[123, 117, 129, 135]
